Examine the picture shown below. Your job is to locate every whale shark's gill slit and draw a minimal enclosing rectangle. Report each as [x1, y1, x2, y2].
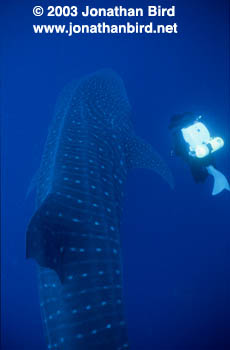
[26, 69, 173, 350]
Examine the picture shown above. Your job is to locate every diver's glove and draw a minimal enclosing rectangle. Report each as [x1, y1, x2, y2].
[206, 165, 230, 196]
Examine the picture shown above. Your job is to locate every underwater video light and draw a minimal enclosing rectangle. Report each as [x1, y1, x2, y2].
[209, 137, 224, 152]
[181, 121, 224, 159]
[195, 144, 209, 158]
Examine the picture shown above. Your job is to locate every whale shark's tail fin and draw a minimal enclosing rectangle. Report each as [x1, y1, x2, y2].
[125, 135, 174, 189]
[206, 165, 230, 196]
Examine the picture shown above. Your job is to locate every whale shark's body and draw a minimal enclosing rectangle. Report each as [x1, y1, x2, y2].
[26, 70, 173, 350]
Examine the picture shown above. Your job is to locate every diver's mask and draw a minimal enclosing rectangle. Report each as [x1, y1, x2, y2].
[181, 117, 224, 159]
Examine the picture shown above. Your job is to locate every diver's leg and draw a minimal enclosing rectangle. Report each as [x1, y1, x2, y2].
[189, 163, 208, 183]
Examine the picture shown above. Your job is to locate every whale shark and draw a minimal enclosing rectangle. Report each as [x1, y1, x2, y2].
[26, 69, 174, 350]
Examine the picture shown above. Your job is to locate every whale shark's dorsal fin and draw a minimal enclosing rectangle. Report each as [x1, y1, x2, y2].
[26, 193, 85, 283]
[125, 136, 174, 189]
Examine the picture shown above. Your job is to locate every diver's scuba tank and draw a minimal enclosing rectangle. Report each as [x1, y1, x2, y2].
[170, 114, 230, 196]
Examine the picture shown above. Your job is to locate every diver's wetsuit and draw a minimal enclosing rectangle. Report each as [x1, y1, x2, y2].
[169, 113, 215, 183]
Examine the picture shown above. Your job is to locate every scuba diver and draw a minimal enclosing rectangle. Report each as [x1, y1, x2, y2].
[169, 112, 230, 195]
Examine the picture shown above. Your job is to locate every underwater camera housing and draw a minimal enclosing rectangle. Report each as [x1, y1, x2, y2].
[181, 119, 224, 159]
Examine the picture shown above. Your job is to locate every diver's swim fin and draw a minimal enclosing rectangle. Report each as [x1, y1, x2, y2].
[206, 165, 230, 196]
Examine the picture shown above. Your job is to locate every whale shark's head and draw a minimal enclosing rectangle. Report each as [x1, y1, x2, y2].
[78, 69, 133, 133]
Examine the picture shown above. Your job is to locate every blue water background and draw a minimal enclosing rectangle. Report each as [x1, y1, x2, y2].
[1, 0, 229, 349]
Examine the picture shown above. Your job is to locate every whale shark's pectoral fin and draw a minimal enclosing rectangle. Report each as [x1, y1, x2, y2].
[26, 194, 80, 283]
[125, 136, 174, 189]
[206, 165, 230, 195]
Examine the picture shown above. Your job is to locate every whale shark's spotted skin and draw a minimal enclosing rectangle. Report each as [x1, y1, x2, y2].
[26, 70, 173, 350]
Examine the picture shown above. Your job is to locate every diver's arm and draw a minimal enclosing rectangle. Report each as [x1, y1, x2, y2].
[172, 130, 189, 158]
